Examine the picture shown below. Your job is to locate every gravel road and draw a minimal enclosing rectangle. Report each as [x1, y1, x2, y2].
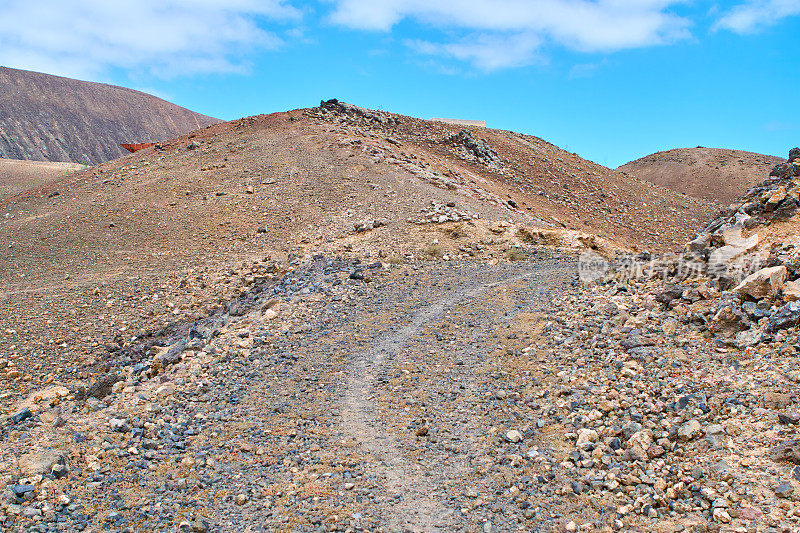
[1, 253, 580, 532]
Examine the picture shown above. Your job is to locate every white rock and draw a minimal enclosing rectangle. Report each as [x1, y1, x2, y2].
[734, 265, 787, 300]
[678, 419, 702, 442]
[576, 428, 598, 448]
[505, 430, 523, 443]
[713, 508, 731, 523]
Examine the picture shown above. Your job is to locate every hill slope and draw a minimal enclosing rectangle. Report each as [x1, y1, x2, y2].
[0, 158, 84, 199]
[0, 101, 716, 396]
[0, 67, 221, 164]
[0, 103, 729, 532]
[618, 146, 783, 204]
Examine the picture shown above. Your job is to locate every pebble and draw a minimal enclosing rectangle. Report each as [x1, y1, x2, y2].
[505, 429, 523, 443]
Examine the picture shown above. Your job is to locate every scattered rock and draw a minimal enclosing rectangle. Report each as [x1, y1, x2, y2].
[18, 450, 65, 477]
[678, 419, 702, 442]
[734, 265, 787, 300]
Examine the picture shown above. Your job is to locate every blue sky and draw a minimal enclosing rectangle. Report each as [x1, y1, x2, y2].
[1, 0, 798, 167]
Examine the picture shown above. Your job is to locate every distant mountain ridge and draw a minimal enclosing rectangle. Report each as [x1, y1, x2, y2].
[0, 67, 221, 164]
[618, 147, 783, 204]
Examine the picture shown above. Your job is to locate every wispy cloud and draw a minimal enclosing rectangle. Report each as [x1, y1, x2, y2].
[0, 0, 300, 79]
[714, 0, 800, 33]
[407, 33, 543, 71]
[569, 59, 609, 79]
[328, 0, 692, 70]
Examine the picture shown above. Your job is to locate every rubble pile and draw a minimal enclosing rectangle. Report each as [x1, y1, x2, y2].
[318, 98, 400, 127]
[447, 129, 500, 168]
[409, 202, 480, 224]
[540, 147, 800, 529]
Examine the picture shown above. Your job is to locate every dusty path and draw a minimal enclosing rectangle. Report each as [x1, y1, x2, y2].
[341, 266, 565, 531]
[1, 255, 579, 533]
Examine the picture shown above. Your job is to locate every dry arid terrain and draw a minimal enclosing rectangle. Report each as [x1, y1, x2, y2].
[0, 159, 85, 200]
[618, 148, 784, 205]
[0, 67, 221, 164]
[1, 101, 800, 533]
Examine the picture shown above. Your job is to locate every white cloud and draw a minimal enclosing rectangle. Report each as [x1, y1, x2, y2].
[408, 33, 542, 70]
[328, 0, 692, 69]
[0, 0, 300, 79]
[568, 58, 609, 79]
[714, 0, 800, 33]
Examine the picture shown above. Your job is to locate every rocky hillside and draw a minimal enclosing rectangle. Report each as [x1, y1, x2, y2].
[0, 67, 220, 164]
[618, 147, 783, 204]
[0, 102, 737, 532]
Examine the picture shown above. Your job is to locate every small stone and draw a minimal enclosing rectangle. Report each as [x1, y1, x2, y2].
[775, 482, 794, 498]
[713, 508, 731, 523]
[678, 419, 702, 442]
[575, 428, 598, 448]
[109, 417, 129, 433]
[51, 464, 69, 479]
[705, 424, 726, 447]
[483, 521, 499, 533]
[566, 521, 577, 532]
[11, 484, 35, 499]
[11, 408, 32, 424]
[234, 493, 249, 505]
[647, 444, 665, 459]
[783, 281, 800, 302]
[764, 391, 792, 409]
[779, 412, 800, 425]
[415, 425, 429, 437]
[712, 460, 730, 475]
[627, 429, 653, 450]
[506, 429, 523, 443]
[188, 517, 208, 533]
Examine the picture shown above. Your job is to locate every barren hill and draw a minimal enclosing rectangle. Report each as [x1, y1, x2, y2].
[618, 146, 783, 204]
[0, 66, 221, 164]
[0, 102, 735, 532]
[0, 100, 716, 383]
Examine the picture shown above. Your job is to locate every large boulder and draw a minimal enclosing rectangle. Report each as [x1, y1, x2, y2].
[734, 266, 787, 300]
[789, 147, 800, 161]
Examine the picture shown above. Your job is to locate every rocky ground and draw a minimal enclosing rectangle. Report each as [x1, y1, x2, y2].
[3, 234, 800, 532]
[0, 100, 796, 532]
[2, 251, 592, 532]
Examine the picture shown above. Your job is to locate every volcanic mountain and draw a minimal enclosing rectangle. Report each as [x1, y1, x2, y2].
[618, 146, 783, 204]
[0, 66, 220, 164]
